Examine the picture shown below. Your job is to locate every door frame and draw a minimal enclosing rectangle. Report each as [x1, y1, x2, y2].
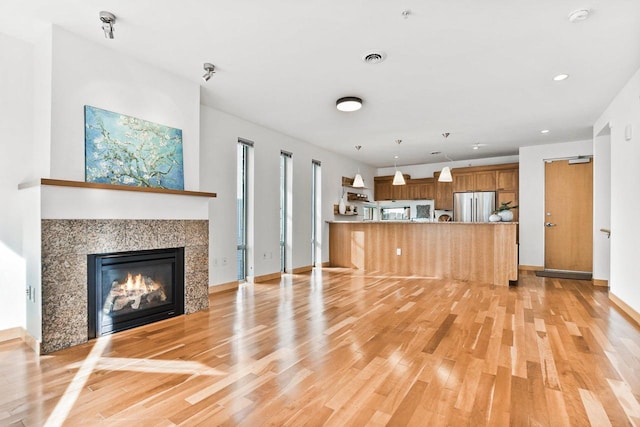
[543, 156, 594, 272]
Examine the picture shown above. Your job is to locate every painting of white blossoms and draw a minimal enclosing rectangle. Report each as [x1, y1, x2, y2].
[85, 106, 184, 190]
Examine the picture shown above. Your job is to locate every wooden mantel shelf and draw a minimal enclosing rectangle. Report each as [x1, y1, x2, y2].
[18, 178, 217, 198]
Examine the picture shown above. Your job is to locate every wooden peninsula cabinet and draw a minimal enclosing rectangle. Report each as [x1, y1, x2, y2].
[329, 222, 518, 286]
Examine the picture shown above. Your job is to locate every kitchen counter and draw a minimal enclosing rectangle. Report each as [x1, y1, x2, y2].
[328, 221, 518, 286]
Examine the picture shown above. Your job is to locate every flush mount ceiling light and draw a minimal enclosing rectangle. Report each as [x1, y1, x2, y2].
[99, 11, 116, 39]
[392, 140, 406, 186]
[202, 63, 216, 82]
[553, 74, 569, 81]
[336, 97, 362, 112]
[568, 8, 590, 23]
[352, 145, 365, 188]
[541, 129, 550, 134]
[472, 143, 487, 150]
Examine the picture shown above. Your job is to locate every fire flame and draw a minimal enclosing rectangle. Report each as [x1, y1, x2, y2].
[125, 273, 148, 292]
[103, 272, 167, 313]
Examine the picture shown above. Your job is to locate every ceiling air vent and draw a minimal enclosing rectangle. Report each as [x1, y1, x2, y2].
[361, 51, 386, 64]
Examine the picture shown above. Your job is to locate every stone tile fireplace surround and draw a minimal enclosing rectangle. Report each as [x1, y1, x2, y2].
[20, 179, 215, 354]
[42, 219, 208, 354]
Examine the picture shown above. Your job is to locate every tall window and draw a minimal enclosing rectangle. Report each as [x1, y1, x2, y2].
[280, 151, 292, 273]
[311, 159, 322, 267]
[237, 139, 253, 281]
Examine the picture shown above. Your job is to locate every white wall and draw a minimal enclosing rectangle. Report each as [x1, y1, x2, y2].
[200, 106, 375, 286]
[593, 66, 640, 314]
[0, 33, 33, 331]
[518, 140, 593, 268]
[49, 27, 201, 189]
[377, 155, 519, 178]
[593, 126, 611, 282]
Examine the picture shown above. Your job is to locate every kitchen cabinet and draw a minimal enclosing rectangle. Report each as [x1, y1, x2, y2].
[453, 170, 496, 192]
[374, 177, 394, 200]
[452, 172, 475, 192]
[374, 175, 411, 201]
[497, 169, 518, 191]
[406, 178, 435, 200]
[375, 163, 518, 211]
[434, 171, 453, 210]
[475, 171, 497, 191]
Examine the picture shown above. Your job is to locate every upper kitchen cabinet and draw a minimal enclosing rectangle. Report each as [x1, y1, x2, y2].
[374, 174, 425, 201]
[374, 176, 394, 201]
[406, 178, 435, 200]
[497, 168, 518, 191]
[452, 172, 475, 192]
[452, 170, 496, 192]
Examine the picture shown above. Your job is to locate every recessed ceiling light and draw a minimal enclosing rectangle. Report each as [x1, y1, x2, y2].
[553, 74, 569, 81]
[541, 129, 550, 134]
[472, 143, 487, 150]
[336, 97, 362, 112]
[568, 9, 590, 23]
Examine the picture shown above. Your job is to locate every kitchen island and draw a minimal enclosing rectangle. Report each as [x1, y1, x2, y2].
[328, 221, 518, 286]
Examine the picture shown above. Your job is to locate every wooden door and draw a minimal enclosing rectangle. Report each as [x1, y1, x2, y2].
[544, 160, 593, 271]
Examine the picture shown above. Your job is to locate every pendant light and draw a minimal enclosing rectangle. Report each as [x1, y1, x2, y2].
[437, 133, 453, 182]
[352, 145, 365, 188]
[438, 166, 453, 182]
[392, 139, 406, 186]
[438, 154, 454, 182]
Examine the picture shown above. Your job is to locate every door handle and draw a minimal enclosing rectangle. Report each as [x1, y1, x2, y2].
[545, 222, 556, 227]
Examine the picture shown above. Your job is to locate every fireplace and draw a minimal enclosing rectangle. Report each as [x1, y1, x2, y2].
[87, 247, 185, 338]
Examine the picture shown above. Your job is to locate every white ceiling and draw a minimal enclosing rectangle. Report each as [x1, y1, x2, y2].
[2, 0, 640, 167]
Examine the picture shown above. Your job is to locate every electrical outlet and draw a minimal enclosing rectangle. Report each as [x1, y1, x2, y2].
[396, 248, 402, 256]
[263, 252, 267, 260]
[222, 257, 228, 266]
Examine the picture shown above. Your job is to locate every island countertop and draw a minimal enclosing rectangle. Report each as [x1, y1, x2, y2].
[328, 221, 518, 286]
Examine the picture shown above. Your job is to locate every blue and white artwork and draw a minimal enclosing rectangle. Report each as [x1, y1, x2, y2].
[84, 105, 184, 190]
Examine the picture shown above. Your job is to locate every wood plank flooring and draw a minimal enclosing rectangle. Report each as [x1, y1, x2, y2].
[2, 269, 640, 426]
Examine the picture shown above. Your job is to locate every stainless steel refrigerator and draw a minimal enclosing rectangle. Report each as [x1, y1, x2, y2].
[453, 191, 496, 222]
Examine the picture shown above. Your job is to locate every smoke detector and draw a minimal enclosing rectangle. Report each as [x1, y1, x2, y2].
[361, 51, 386, 64]
[568, 9, 590, 23]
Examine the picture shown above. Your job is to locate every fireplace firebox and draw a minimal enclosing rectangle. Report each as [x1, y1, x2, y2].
[88, 247, 185, 338]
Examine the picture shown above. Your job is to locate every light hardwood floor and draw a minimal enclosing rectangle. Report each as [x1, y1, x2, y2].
[2, 269, 640, 426]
